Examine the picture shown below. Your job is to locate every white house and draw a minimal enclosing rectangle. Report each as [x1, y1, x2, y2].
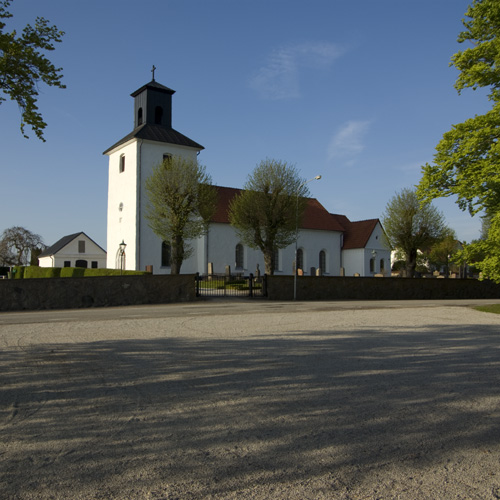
[38, 232, 107, 269]
[104, 76, 391, 276]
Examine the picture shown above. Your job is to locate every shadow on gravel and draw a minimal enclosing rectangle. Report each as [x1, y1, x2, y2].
[1, 323, 500, 498]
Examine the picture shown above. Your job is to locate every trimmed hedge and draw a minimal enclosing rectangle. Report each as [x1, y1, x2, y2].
[11, 266, 150, 279]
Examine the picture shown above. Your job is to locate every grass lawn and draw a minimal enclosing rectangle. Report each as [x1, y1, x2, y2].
[475, 304, 500, 314]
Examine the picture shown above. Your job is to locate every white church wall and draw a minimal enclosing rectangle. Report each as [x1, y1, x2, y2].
[205, 223, 264, 275]
[343, 248, 366, 276]
[106, 140, 139, 270]
[138, 142, 200, 272]
[202, 224, 343, 277]
[295, 229, 342, 276]
[364, 223, 392, 276]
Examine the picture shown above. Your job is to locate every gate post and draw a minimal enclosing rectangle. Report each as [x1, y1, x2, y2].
[195, 272, 200, 297]
[249, 273, 254, 297]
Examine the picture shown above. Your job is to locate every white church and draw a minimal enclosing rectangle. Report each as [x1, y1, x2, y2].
[104, 76, 391, 277]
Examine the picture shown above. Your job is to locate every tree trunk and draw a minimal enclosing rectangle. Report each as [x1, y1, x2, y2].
[406, 249, 417, 278]
[263, 248, 274, 275]
[171, 236, 184, 275]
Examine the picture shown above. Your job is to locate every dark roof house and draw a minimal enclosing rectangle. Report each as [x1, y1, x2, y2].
[39, 232, 106, 269]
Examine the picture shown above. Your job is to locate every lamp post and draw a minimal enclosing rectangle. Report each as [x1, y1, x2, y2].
[119, 240, 126, 275]
[294, 175, 321, 300]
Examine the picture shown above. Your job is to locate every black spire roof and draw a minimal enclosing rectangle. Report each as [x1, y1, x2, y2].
[103, 79, 204, 155]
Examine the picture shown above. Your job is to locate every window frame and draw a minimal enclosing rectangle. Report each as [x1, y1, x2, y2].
[235, 243, 244, 270]
[296, 248, 304, 272]
[319, 250, 326, 274]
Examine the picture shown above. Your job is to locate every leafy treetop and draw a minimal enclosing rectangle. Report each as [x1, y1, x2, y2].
[0, 0, 65, 141]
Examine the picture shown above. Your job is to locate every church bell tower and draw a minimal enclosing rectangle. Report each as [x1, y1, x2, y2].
[103, 69, 204, 272]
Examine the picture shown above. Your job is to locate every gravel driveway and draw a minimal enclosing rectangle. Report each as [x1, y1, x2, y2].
[1, 300, 500, 499]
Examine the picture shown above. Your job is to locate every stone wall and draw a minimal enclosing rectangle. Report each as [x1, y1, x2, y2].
[3, 274, 500, 312]
[0, 274, 196, 311]
[267, 276, 500, 301]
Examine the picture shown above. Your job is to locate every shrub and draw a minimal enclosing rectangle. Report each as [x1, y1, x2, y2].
[12, 266, 25, 279]
[24, 266, 61, 278]
[8, 266, 150, 278]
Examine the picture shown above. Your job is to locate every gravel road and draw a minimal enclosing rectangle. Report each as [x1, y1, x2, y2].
[1, 300, 500, 499]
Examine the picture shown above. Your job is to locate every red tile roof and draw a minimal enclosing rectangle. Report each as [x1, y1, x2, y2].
[302, 198, 345, 231]
[212, 186, 241, 224]
[212, 186, 344, 231]
[211, 186, 380, 248]
[333, 216, 380, 249]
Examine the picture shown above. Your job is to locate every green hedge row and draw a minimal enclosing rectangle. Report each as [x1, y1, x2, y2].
[10, 266, 150, 279]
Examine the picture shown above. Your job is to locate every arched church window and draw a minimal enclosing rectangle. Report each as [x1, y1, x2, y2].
[380, 259, 385, 273]
[319, 250, 326, 274]
[235, 243, 244, 269]
[297, 248, 304, 272]
[161, 241, 171, 267]
[155, 106, 163, 125]
[137, 107, 143, 126]
[119, 155, 125, 173]
[370, 257, 375, 273]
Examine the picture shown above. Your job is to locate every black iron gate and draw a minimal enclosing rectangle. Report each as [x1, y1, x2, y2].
[195, 273, 266, 298]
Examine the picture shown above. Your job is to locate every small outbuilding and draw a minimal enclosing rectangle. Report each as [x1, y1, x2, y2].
[38, 232, 107, 269]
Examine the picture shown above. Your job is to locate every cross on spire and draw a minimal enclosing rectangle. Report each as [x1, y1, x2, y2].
[151, 65, 156, 81]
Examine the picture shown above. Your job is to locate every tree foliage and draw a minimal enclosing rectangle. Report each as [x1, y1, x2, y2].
[0, 0, 65, 141]
[382, 188, 449, 277]
[427, 229, 462, 276]
[145, 156, 217, 275]
[417, 0, 500, 281]
[228, 159, 310, 275]
[0, 226, 44, 265]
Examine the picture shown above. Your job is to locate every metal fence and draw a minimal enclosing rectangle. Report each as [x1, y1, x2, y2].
[195, 273, 266, 298]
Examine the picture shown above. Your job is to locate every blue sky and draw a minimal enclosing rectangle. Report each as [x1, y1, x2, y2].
[1, 0, 490, 249]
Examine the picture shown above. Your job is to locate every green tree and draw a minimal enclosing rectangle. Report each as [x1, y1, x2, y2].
[382, 188, 449, 277]
[0, 226, 44, 265]
[427, 229, 462, 277]
[0, 0, 65, 141]
[228, 159, 310, 275]
[417, 0, 500, 281]
[145, 156, 217, 275]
